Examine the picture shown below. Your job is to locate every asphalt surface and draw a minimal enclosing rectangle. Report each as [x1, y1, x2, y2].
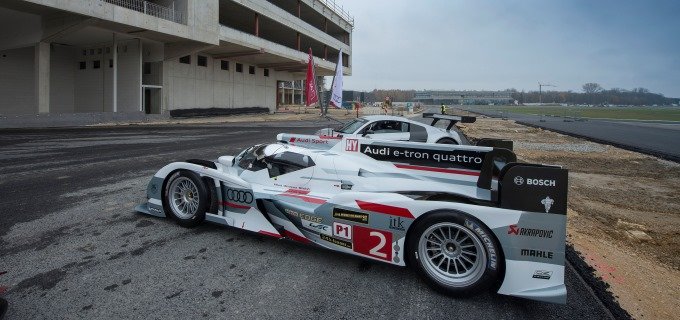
[461, 106, 680, 162]
[0, 122, 615, 319]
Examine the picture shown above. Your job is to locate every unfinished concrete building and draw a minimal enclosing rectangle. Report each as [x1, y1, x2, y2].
[0, 0, 353, 124]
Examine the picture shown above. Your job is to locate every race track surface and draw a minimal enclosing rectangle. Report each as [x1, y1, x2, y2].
[0, 124, 614, 319]
[462, 106, 680, 161]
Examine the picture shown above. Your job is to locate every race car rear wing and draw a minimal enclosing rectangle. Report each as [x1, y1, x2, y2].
[423, 113, 476, 131]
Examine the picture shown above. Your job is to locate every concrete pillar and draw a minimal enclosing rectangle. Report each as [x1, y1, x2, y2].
[255, 13, 259, 37]
[112, 34, 117, 113]
[35, 42, 50, 114]
[296, 32, 301, 51]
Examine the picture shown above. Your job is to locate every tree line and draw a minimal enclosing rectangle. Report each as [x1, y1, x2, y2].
[509, 83, 678, 106]
[355, 84, 678, 106]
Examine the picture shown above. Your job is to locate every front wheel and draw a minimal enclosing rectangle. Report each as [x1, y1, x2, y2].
[164, 170, 208, 228]
[406, 211, 502, 296]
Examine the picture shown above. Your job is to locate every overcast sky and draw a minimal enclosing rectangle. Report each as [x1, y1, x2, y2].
[337, 0, 680, 97]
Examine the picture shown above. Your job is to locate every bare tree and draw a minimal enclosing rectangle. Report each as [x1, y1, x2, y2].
[582, 83, 603, 94]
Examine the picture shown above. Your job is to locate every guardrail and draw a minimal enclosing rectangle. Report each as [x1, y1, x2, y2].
[102, 0, 186, 24]
[318, 0, 354, 28]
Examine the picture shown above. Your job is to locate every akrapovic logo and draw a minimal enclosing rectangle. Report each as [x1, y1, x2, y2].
[508, 224, 553, 238]
[514, 176, 556, 187]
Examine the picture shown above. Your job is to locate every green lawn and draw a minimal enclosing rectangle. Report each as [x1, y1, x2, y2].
[470, 106, 680, 121]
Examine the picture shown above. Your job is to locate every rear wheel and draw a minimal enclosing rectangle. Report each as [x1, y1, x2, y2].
[407, 211, 501, 296]
[164, 170, 208, 227]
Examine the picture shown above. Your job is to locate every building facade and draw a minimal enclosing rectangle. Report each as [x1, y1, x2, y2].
[414, 90, 513, 105]
[0, 0, 352, 119]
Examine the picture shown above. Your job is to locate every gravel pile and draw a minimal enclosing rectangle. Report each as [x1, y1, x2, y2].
[516, 142, 608, 153]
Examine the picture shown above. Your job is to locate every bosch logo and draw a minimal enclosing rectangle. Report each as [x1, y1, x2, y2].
[527, 179, 556, 187]
[513, 176, 524, 185]
[226, 189, 253, 203]
[513, 176, 555, 187]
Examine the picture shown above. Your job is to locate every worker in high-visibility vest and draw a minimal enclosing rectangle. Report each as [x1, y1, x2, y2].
[441, 104, 447, 114]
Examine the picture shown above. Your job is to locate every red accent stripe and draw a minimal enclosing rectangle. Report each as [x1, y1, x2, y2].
[258, 230, 282, 238]
[356, 200, 414, 219]
[284, 189, 310, 194]
[283, 230, 311, 244]
[394, 164, 480, 176]
[221, 201, 250, 209]
[280, 193, 326, 204]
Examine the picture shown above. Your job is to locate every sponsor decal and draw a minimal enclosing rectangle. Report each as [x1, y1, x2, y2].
[514, 177, 556, 187]
[532, 270, 553, 280]
[302, 220, 332, 236]
[149, 183, 158, 193]
[541, 196, 554, 213]
[352, 225, 392, 261]
[528, 178, 556, 187]
[520, 249, 554, 260]
[333, 222, 352, 240]
[332, 208, 369, 224]
[388, 216, 406, 231]
[284, 208, 322, 223]
[149, 206, 162, 214]
[320, 234, 352, 249]
[225, 188, 253, 204]
[361, 144, 485, 170]
[507, 224, 553, 238]
[289, 137, 332, 145]
[345, 139, 359, 152]
[464, 219, 498, 270]
[513, 176, 524, 186]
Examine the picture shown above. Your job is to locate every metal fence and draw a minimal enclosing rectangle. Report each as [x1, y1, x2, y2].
[318, 0, 354, 28]
[102, 0, 186, 24]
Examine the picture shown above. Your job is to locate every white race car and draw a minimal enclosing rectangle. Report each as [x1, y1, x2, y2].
[136, 134, 568, 303]
[316, 113, 476, 144]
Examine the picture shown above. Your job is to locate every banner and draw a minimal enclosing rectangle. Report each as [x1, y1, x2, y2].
[329, 49, 343, 108]
[305, 48, 318, 106]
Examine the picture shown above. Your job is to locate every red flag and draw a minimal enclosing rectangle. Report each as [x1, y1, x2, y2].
[305, 48, 319, 106]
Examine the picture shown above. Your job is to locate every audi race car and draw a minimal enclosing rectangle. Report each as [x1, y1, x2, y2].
[136, 134, 568, 303]
[315, 113, 476, 145]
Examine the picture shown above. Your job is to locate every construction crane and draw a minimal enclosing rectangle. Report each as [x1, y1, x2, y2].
[538, 82, 555, 104]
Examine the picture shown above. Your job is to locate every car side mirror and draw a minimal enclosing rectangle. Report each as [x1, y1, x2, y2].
[363, 130, 374, 136]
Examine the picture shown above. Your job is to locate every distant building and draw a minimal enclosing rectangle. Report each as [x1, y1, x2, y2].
[414, 90, 513, 105]
[0, 0, 353, 122]
[343, 90, 365, 102]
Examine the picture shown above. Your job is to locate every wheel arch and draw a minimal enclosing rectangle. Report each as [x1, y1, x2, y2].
[159, 168, 219, 215]
[403, 207, 507, 288]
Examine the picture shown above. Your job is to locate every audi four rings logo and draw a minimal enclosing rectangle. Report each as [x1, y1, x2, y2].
[227, 189, 253, 203]
[514, 176, 524, 185]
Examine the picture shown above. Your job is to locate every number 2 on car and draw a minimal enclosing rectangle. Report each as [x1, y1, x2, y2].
[353, 225, 392, 261]
[333, 222, 352, 240]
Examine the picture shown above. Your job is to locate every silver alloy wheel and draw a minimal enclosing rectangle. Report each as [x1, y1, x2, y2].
[418, 222, 487, 287]
[169, 177, 200, 219]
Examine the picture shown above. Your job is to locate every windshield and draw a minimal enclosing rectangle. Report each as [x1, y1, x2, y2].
[337, 118, 368, 134]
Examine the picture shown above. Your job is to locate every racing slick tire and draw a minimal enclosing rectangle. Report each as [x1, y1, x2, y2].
[164, 170, 208, 228]
[436, 138, 458, 145]
[406, 210, 502, 296]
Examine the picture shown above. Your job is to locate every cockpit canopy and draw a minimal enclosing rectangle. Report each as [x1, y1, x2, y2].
[236, 144, 315, 178]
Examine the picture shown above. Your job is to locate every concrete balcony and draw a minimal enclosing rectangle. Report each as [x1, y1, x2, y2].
[103, 0, 186, 24]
